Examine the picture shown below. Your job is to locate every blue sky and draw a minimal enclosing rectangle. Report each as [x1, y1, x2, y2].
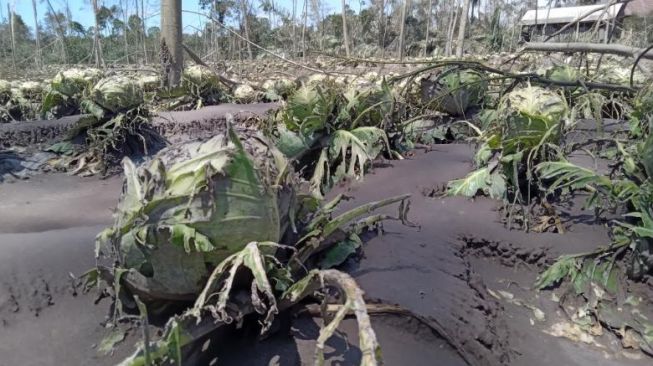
[6, 0, 342, 33]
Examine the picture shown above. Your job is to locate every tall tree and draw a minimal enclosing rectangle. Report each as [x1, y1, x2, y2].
[8, 4, 16, 71]
[31, 0, 42, 68]
[424, 0, 433, 56]
[398, 0, 408, 60]
[302, 0, 307, 60]
[140, 0, 148, 63]
[45, 0, 68, 63]
[91, 0, 106, 67]
[121, 0, 130, 64]
[292, 0, 297, 54]
[455, 0, 471, 57]
[161, 0, 183, 86]
[239, 0, 254, 59]
[341, 0, 351, 56]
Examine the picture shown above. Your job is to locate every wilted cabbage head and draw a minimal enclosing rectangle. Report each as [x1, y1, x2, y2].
[596, 61, 645, 86]
[19, 81, 44, 101]
[137, 74, 161, 92]
[97, 128, 293, 299]
[183, 65, 220, 91]
[544, 65, 580, 83]
[90, 76, 144, 113]
[421, 68, 488, 116]
[262, 78, 296, 100]
[306, 73, 329, 86]
[342, 82, 394, 126]
[0, 80, 11, 104]
[498, 86, 568, 154]
[632, 82, 653, 125]
[52, 68, 103, 97]
[234, 84, 258, 103]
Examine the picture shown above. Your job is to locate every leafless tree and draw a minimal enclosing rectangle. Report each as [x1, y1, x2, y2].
[398, 0, 408, 60]
[455, 0, 471, 57]
[31, 0, 42, 68]
[161, 0, 183, 86]
[91, 0, 106, 67]
[342, 0, 351, 56]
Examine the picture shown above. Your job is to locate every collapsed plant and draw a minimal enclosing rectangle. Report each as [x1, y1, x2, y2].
[42, 68, 104, 118]
[270, 82, 396, 198]
[2, 81, 46, 121]
[447, 85, 569, 205]
[420, 67, 488, 116]
[48, 76, 164, 175]
[89, 126, 411, 365]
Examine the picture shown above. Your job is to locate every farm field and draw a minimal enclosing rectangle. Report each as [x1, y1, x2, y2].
[1, 1, 653, 365]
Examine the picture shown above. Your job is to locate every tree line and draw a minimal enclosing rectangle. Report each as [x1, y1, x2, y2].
[0, 0, 650, 72]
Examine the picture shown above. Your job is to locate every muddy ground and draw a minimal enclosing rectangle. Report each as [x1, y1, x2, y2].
[1, 108, 652, 365]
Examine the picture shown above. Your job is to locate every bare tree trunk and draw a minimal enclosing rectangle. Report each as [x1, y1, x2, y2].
[239, 0, 254, 60]
[445, 5, 458, 56]
[455, 0, 470, 57]
[91, 0, 106, 67]
[161, 0, 183, 87]
[45, 0, 68, 64]
[302, 0, 307, 61]
[424, 0, 433, 57]
[122, 0, 130, 64]
[0, 4, 6, 61]
[8, 4, 16, 72]
[292, 0, 297, 56]
[525, 41, 653, 60]
[378, 0, 385, 50]
[341, 0, 351, 56]
[310, 0, 323, 50]
[31, 0, 42, 68]
[141, 0, 149, 64]
[398, 0, 408, 60]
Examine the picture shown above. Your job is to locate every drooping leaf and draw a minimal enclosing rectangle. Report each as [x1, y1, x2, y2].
[98, 328, 126, 356]
[535, 255, 578, 290]
[329, 127, 388, 180]
[536, 161, 612, 192]
[319, 233, 362, 269]
[447, 167, 506, 200]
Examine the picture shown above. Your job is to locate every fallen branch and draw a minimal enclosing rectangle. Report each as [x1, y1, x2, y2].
[390, 60, 636, 93]
[524, 42, 653, 60]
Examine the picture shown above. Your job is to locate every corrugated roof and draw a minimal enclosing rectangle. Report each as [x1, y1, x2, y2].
[521, 4, 625, 26]
[625, 0, 653, 17]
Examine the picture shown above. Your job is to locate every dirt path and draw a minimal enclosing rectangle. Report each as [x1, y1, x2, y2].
[0, 145, 651, 365]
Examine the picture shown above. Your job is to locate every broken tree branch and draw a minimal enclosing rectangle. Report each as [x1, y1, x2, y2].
[390, 60, 636, 93]
[524, 42, 653, 60]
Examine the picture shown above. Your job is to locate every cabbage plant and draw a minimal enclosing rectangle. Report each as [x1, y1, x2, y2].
[96, 128, 293, 299]
[42, 68, 103, 118]
[498, 86, 568, 155]
[421, 68, 488, 116]
[49, 76, 161, 176]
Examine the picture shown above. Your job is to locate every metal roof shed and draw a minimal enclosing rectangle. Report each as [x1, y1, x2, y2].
[520, 4, 626, 26]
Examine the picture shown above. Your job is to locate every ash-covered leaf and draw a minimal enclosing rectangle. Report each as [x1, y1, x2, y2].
[535, 256, 578, 290]
[98, 328, 126, 356]
[319, 233, 362, 269]
[447, 167, 506, 200]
